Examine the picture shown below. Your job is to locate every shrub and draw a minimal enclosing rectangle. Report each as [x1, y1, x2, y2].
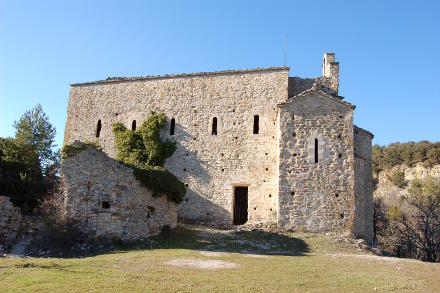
[373, 141, 440, 174]
[0, 138, 45, 212]
[37, 183, 86, 248]
[386, 170, 407, 188]
[426, 147, 440, 166]
[375, 177, 440, 262]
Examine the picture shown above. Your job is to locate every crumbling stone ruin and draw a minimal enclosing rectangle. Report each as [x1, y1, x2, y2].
[0, 195, 21, 245]
[62, 143, 177, 240]
[63, 53, 374, 241]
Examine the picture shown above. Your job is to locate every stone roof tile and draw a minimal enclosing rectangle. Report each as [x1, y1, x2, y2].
[71, 66, 290, 86]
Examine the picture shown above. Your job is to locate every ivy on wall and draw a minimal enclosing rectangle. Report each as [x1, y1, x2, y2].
[61, 140, 102, 160]
[113, 112, 186, 203]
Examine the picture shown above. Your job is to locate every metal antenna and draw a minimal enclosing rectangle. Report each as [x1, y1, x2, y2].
[284, 33, 287, 66]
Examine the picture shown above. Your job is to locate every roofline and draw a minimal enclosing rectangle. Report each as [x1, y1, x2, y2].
[278, 87, 356, 110]
[70, 66, 290, 87]
[354, 125, 374, 139]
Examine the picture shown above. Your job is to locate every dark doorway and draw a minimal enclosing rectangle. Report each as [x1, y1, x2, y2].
[233, 187, 248, 225]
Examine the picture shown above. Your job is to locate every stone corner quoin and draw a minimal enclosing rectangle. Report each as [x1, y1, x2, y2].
[62, 53, 374, 241]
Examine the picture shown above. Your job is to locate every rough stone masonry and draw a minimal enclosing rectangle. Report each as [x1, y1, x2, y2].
[63, 53, 374, 241]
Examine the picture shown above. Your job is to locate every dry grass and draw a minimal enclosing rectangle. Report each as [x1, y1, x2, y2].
[1, 225, 439, 292]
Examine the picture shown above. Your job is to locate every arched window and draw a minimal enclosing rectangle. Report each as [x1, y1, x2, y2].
[253, 115, 259, 134]
[170, 118, 175, 135]
[96, 120, 102, 138]
[131, 120, 136, 131]
[314, 138, 318, 163]
[212, 117, 217, 135]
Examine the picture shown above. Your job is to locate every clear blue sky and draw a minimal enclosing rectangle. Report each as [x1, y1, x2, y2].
[1, 0, 439, 148]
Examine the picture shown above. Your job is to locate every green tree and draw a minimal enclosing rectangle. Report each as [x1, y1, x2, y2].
[0, 138, 45, 211]
[14, 104, 56, 172]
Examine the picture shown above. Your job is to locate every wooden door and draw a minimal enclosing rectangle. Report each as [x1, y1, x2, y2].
[233, 187, 248, 225]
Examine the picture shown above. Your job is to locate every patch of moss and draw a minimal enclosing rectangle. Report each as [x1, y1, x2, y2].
[61, 140, 102, 160]
[112, 112, 186, 203]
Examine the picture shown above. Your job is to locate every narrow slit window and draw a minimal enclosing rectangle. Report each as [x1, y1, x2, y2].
[96, 120, 102, 138]
[212, 117, 217, 135]
[253, 115, 259, 134]
[170, 118, 175, 135]
[131, 120, 136, 131]
[314, 138, 318, 163]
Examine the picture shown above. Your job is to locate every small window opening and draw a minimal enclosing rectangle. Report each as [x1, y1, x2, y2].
[293, 132, 296, 137]
[170, 118, 175, 135]
[102, 201, 110, 209]
[340, 213, 344, 219]
[335, 193, 339, 198]
[290, 191, 295, 196]
[96, 120, 102, 138]
[212, 117, 218, 135]
[185, 184, 189, 188]
[269, 194, 272, 198]
[253, 115, 259, 134]
[131, 120, 136, 131]
[147, 206, 155, 218]
[338, 153, 342, 158]
[314, 138, 319, 163]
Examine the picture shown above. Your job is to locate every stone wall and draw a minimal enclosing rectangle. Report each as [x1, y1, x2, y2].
[61, 145, 176, 240]
[353, 126, 374, 241]
[277, 88, 355, 233]
[63, 54, 374, 239]
[288, 76, 335, 97]
[64, 68, 289, 226]
[0, 196, 21, 244]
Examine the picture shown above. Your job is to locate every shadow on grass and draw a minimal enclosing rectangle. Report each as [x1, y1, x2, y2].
[110, 224, 309, 257]
[20, 224, 309, 259]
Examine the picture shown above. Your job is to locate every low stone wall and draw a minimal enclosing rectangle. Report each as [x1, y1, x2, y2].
[0, 196, 21, 244]
[61, 144, 177, 240]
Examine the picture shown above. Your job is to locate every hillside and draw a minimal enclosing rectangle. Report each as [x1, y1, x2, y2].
[1, 224, 439, 292]
[374, 163, 440, 207]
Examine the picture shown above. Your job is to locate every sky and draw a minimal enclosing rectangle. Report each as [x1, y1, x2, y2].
[0, 0, 439, 148]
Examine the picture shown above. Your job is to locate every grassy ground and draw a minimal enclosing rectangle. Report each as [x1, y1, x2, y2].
[1, 225, 439, 292]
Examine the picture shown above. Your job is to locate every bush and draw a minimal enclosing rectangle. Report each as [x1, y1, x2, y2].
[375, 177, 440, 262]
[0, 138, 45, 212]
[373, 141, 440, 174]
[386, 170, 407, 188]
[37, 184, 86, 248]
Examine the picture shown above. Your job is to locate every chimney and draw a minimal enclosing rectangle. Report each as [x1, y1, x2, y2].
[322, 53, 339, 94]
